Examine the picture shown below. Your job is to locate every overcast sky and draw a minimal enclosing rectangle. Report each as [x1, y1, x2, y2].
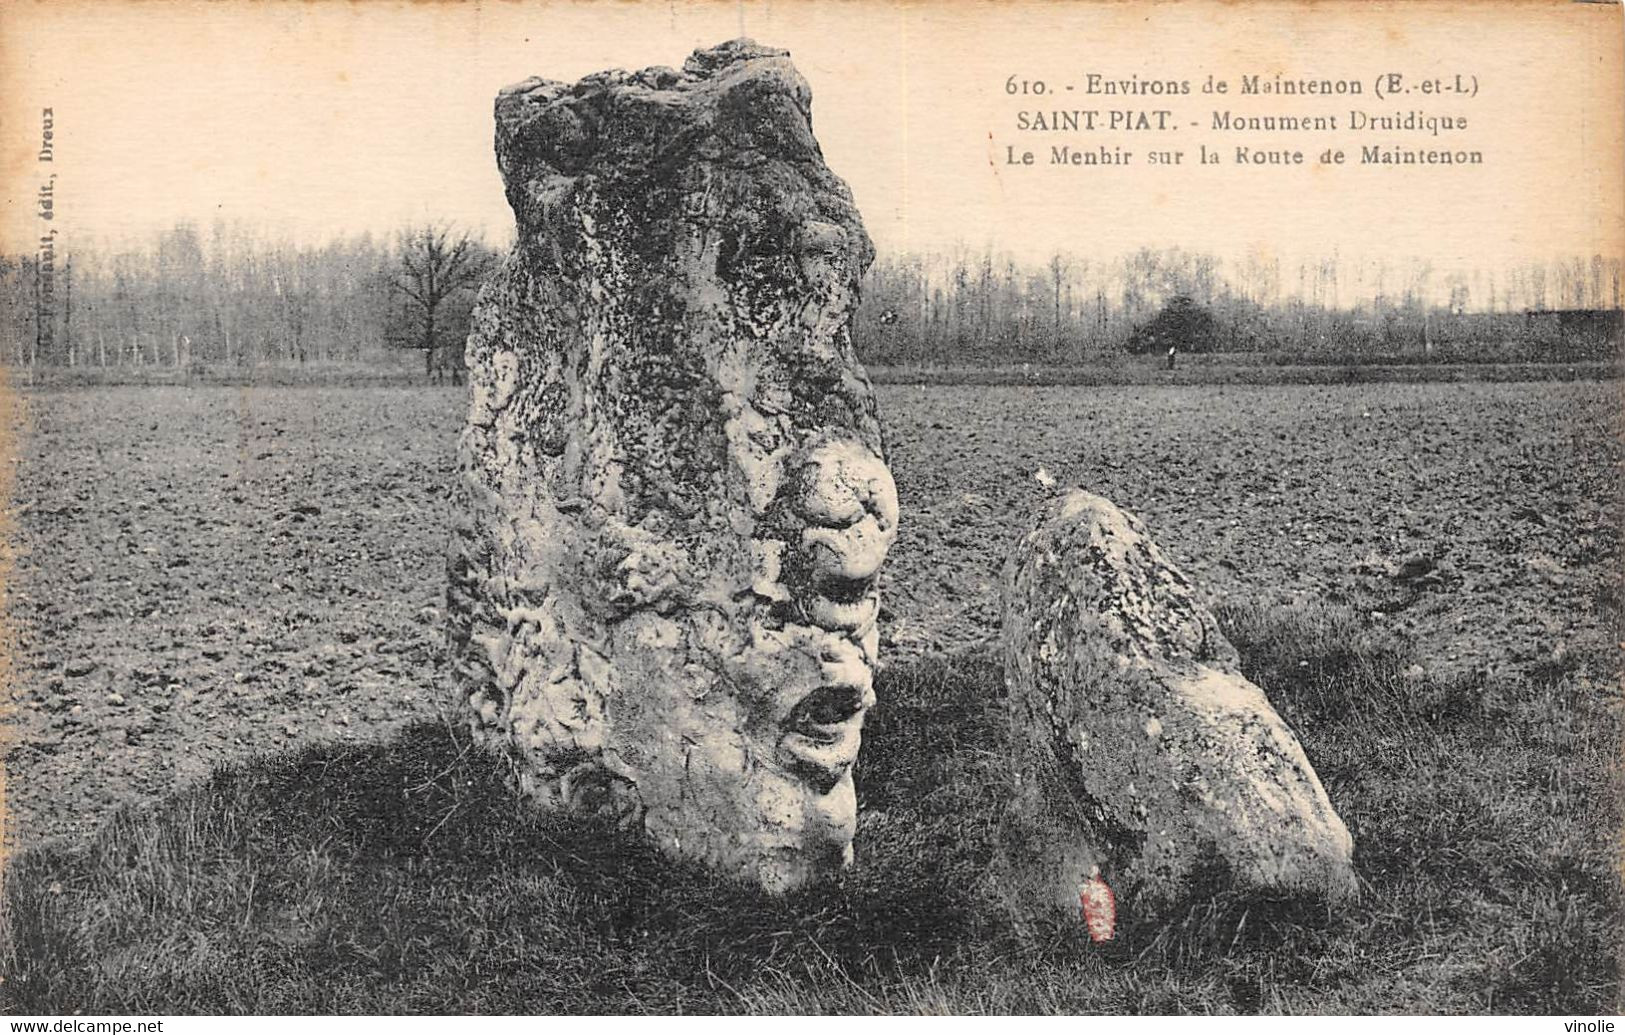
[3, 0, 1620, 283]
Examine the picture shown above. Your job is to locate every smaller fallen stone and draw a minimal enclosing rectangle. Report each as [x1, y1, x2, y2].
[64, 660, 96, 678]
[1000, 488, 1357, 918]
[104, 692, 126, 707]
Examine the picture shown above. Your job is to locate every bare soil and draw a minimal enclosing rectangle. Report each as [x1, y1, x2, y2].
[3, 381, 1619, 850]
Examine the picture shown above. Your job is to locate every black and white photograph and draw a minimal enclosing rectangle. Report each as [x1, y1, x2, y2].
[0, 0, 1620, 1018]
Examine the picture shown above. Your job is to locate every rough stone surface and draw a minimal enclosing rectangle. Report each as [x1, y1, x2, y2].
[1001, 488, 1357, 915]
[447, 40, 895, 892]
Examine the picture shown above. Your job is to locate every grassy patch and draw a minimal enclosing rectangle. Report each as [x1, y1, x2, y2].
[3, 606, 1619, 1014]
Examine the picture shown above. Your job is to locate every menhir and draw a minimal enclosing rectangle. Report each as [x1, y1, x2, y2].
[1000, 490, 1357, 920]
[447, 40, 896, 892]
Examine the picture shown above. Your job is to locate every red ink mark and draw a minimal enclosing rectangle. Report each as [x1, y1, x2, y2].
[1079, 876, 1116, 943]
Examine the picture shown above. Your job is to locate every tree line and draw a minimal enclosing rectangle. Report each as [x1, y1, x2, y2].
[0, 222, 497, 377]
[2, 223, 1619, 377]
[853, 248, 1624, 366]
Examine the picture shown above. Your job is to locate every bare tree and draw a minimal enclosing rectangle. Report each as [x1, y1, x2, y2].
[389, 224, 490, 384]
[1047, 252, 1068, 350]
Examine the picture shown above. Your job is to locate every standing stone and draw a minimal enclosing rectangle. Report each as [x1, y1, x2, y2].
[1001, 489, 1356, 917]
[447, 40, 896, 892]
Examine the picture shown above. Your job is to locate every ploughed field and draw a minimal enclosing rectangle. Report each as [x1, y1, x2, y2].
[3, 381, 1618, 848]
